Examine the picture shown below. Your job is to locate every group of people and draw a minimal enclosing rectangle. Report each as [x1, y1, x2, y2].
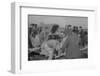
[28, 23, 88, 60]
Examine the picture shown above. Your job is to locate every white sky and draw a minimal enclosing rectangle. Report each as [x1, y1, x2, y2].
[28, 15, 88, 29]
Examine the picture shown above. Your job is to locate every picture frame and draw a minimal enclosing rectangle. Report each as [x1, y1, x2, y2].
[11, 2, 96, 74]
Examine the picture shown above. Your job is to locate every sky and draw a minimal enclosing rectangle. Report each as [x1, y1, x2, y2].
[28, 15, 88, 29]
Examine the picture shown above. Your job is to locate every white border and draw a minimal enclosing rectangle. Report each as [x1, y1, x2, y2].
[11, 2, 97, 74]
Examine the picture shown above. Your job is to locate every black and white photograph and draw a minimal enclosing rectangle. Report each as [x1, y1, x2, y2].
[28, 15, 88, 61]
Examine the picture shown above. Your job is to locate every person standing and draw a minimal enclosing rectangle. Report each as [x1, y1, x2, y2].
[62, 25, 81, 59]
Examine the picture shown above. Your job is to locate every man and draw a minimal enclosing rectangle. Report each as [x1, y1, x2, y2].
[29, 24, 40, 48]
[62, 25, 81, 59]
